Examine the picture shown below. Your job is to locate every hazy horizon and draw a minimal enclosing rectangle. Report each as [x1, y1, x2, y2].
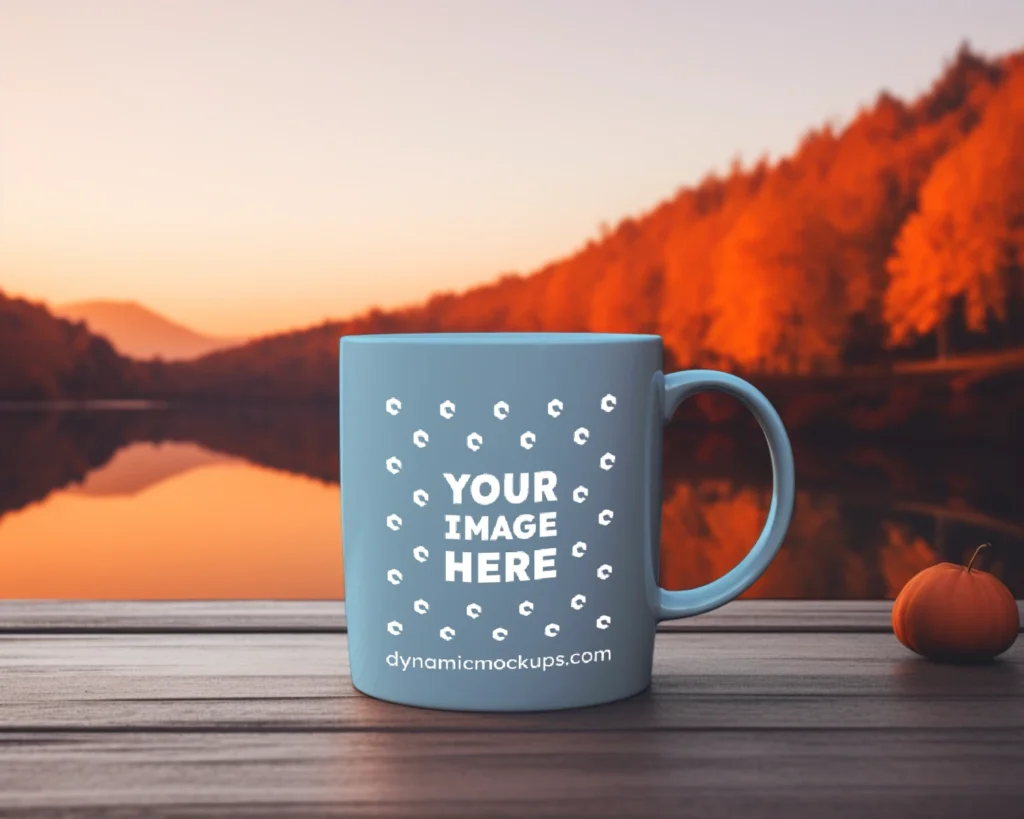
[3, 0, 1024, 337]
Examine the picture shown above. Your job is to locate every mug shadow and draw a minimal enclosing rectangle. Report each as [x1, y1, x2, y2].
[343, 679, 662, 730]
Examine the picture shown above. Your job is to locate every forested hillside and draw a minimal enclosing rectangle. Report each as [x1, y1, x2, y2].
[0, 290, 134, 400]
[148, 46, 1024, 400]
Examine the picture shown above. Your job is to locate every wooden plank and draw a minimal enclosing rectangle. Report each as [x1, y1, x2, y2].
[1, 633, 1020, 731]
[7, 599, 1014, 634]
[1, 630, 1021, 817]
[656, 599, 900, 632]
[1, 729, 1022, 818]
[1, 599, 1021, 634]
[0, 601, 346, 634]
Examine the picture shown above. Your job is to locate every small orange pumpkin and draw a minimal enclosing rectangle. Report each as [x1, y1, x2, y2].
[892, 543, 1019, 663]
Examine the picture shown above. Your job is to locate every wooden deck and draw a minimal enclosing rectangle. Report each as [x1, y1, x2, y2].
[1, 601, 1022, 818]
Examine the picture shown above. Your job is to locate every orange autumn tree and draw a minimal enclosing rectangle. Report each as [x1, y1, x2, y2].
[885, 64, 1024, 356]
[658, 164, 768, 368]
[703, 131, 852, 374]
[587, 216, 668, 336]
[699, 51, 1003, 376]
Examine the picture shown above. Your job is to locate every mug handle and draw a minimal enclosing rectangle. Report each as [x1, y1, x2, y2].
[655, 370, 796, 620]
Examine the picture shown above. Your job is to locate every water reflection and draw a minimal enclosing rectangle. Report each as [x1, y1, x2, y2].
[0, 440, 342, 599]
[0, 406, 1020, 599]
[67, 441, 233, 497]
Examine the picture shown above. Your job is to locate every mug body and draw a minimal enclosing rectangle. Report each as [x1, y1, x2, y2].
[340, 332, 663, 711]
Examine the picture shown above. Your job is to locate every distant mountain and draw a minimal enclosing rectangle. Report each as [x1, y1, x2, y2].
[55, 300, 243, 361]
[152, 44, 1024, 401]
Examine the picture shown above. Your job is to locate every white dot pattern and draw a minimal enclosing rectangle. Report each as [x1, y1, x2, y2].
[381, 393, 618, 641]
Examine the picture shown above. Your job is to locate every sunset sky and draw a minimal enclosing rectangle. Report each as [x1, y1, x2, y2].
[2, 0, 1023, 338]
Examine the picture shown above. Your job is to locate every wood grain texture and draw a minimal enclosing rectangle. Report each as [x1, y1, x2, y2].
[1, 633, 1021, 732]
[1, 606, 1022, 818]
[0, 601, 346, 633]
[2, 729, 1022, 818]
[8, 599, 1022, 633]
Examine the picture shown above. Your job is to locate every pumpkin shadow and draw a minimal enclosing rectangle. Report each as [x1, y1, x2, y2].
[890, 653, 1021, 699]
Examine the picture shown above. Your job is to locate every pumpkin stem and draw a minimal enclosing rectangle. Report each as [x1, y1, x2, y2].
[965, 542, 991, 573]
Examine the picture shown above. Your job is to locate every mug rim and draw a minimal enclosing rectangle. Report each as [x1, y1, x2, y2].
[341, 332, 661, 345]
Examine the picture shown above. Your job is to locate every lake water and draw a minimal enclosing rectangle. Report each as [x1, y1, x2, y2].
[1, 405, 1021, 599]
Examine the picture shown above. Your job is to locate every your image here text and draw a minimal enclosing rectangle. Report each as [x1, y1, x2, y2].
[441, 470, 563, 582]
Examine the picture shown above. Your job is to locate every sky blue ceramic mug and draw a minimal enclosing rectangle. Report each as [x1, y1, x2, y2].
[340, 333, 795, 711]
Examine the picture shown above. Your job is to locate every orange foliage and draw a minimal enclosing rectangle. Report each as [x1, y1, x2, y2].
[705, 175, 848, 373]
[886, 65, 1024, 344]
[587, 217, 666, 335]
[659, 169, 766, 367]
